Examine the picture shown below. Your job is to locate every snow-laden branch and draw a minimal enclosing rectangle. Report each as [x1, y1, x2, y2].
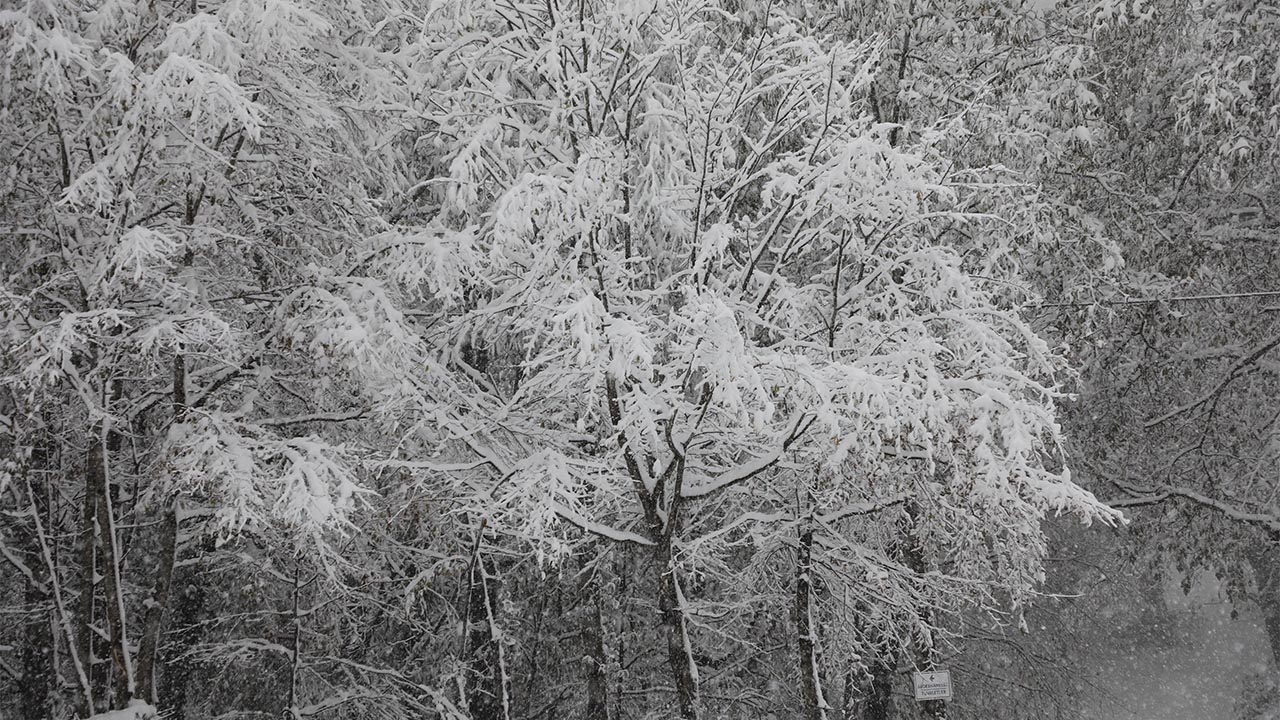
[1037, 289, 1280, 309]
[815, 493, 911, 525]
[679, 412, 814, 498]
[1104, 484, 1280, 536]
[687, 495, 907, 547]
[258, 411, 368, 428]
[1143, 332, 1280, 428]
[548, 501, 654, 546]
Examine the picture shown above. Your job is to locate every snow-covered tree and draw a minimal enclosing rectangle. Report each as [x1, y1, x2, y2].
[397, 2, 1119, 718]
[0, 1, 455, 716]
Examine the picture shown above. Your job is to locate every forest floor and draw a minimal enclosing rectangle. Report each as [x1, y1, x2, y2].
[1082, 574, 1271, 720]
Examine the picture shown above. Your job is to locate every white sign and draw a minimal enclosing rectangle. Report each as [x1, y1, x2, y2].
[912, 669, 952, 701]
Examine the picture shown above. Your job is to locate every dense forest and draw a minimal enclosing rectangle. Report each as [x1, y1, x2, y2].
[1, 0, 1278, 718]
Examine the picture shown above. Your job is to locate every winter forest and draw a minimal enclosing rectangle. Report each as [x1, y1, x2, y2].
[1, 0, 1278, 718]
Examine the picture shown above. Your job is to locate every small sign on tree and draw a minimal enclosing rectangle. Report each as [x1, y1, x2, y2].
[912, 669, 952, 701]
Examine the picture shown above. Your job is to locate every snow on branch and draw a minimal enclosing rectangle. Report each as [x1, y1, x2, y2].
[1106, 484, 1280, 535]
[679, 412, 815, 498]
[1143, 332, 1280, 428]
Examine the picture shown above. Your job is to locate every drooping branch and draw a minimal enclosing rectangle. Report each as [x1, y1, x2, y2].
[1104, 483, 1280, 537]
[1143, 332, 1280, 428]
[679, 412, 816, 498]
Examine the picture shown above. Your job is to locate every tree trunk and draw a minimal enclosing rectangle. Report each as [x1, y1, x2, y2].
[656, 533, 699, 720]
[12, 451, 55, 720]
[840, 666, 854, 720]
[464, 551, 511, 720]
[519, 576, 548, 718]
[89, 422, 135, 707]
[19, 561, 53, 720]
[135, 507, 178, 703]
[137, 353, 187, 704]
[610, 373, 698, 720]
[286, 562, 304, 719]
[901, 502, 944, 720]
[585, 592, 610, 720]
[580, 560, 610, 720]
[861, 655, 896, 720]
[613, 550, 629, 720]
[162, 552, 208, 720]
[75, 465, 97, 717]
[795, 521, 827, 720]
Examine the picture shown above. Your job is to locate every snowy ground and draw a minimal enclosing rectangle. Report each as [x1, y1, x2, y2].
[1083, 575, 1272, 720]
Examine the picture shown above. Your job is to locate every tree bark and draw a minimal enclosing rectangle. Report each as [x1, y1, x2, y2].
[585, 591, 610, 720]
[137, 353, 187, 704]
[12, 449, 55, 720]
[90, 423, 136, 707]
[135, 507, 178, 704]
[464, 548, 511, 720]
[161, 555, 207, 720]
[795, 521, 827, 720]
[901, 502, 944, 720]
[613, 550, 629, 720]
[840, 666, 854, 720]
[860, 655, 896, 720]
[19, 554, 53, 720]
[580, 560, 610, 720]
[21, 468, 94, 713]
[287, 562, 303, 719]
[78, 364, 136, 711]
[656, 533, 699, 720]
[74, 464, 97, 717]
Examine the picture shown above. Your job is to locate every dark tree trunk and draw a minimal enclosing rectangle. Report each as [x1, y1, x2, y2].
[135, 507, 178, 704]
[75, 466, 97, 717]
[465, 552, 510, 720]
[795, 521, 826, 720]
[656, 533, 699, 720]
[613, 550, 629, 720]
[581, 562, 610, 720]
[137, 354, 187, 704]
[901, 502, 944, 720]
[606, 373, 698, 720]
[161, 557, 207, 720]
[19, 564, 53, 720]
[840, 666, 854, 720]
[861, 655, 896, 720]
[519, 575, 548, 718]
[13, 449, 55, 720]
[585, 593, 610, 720]
[89, 425, 134, 708]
